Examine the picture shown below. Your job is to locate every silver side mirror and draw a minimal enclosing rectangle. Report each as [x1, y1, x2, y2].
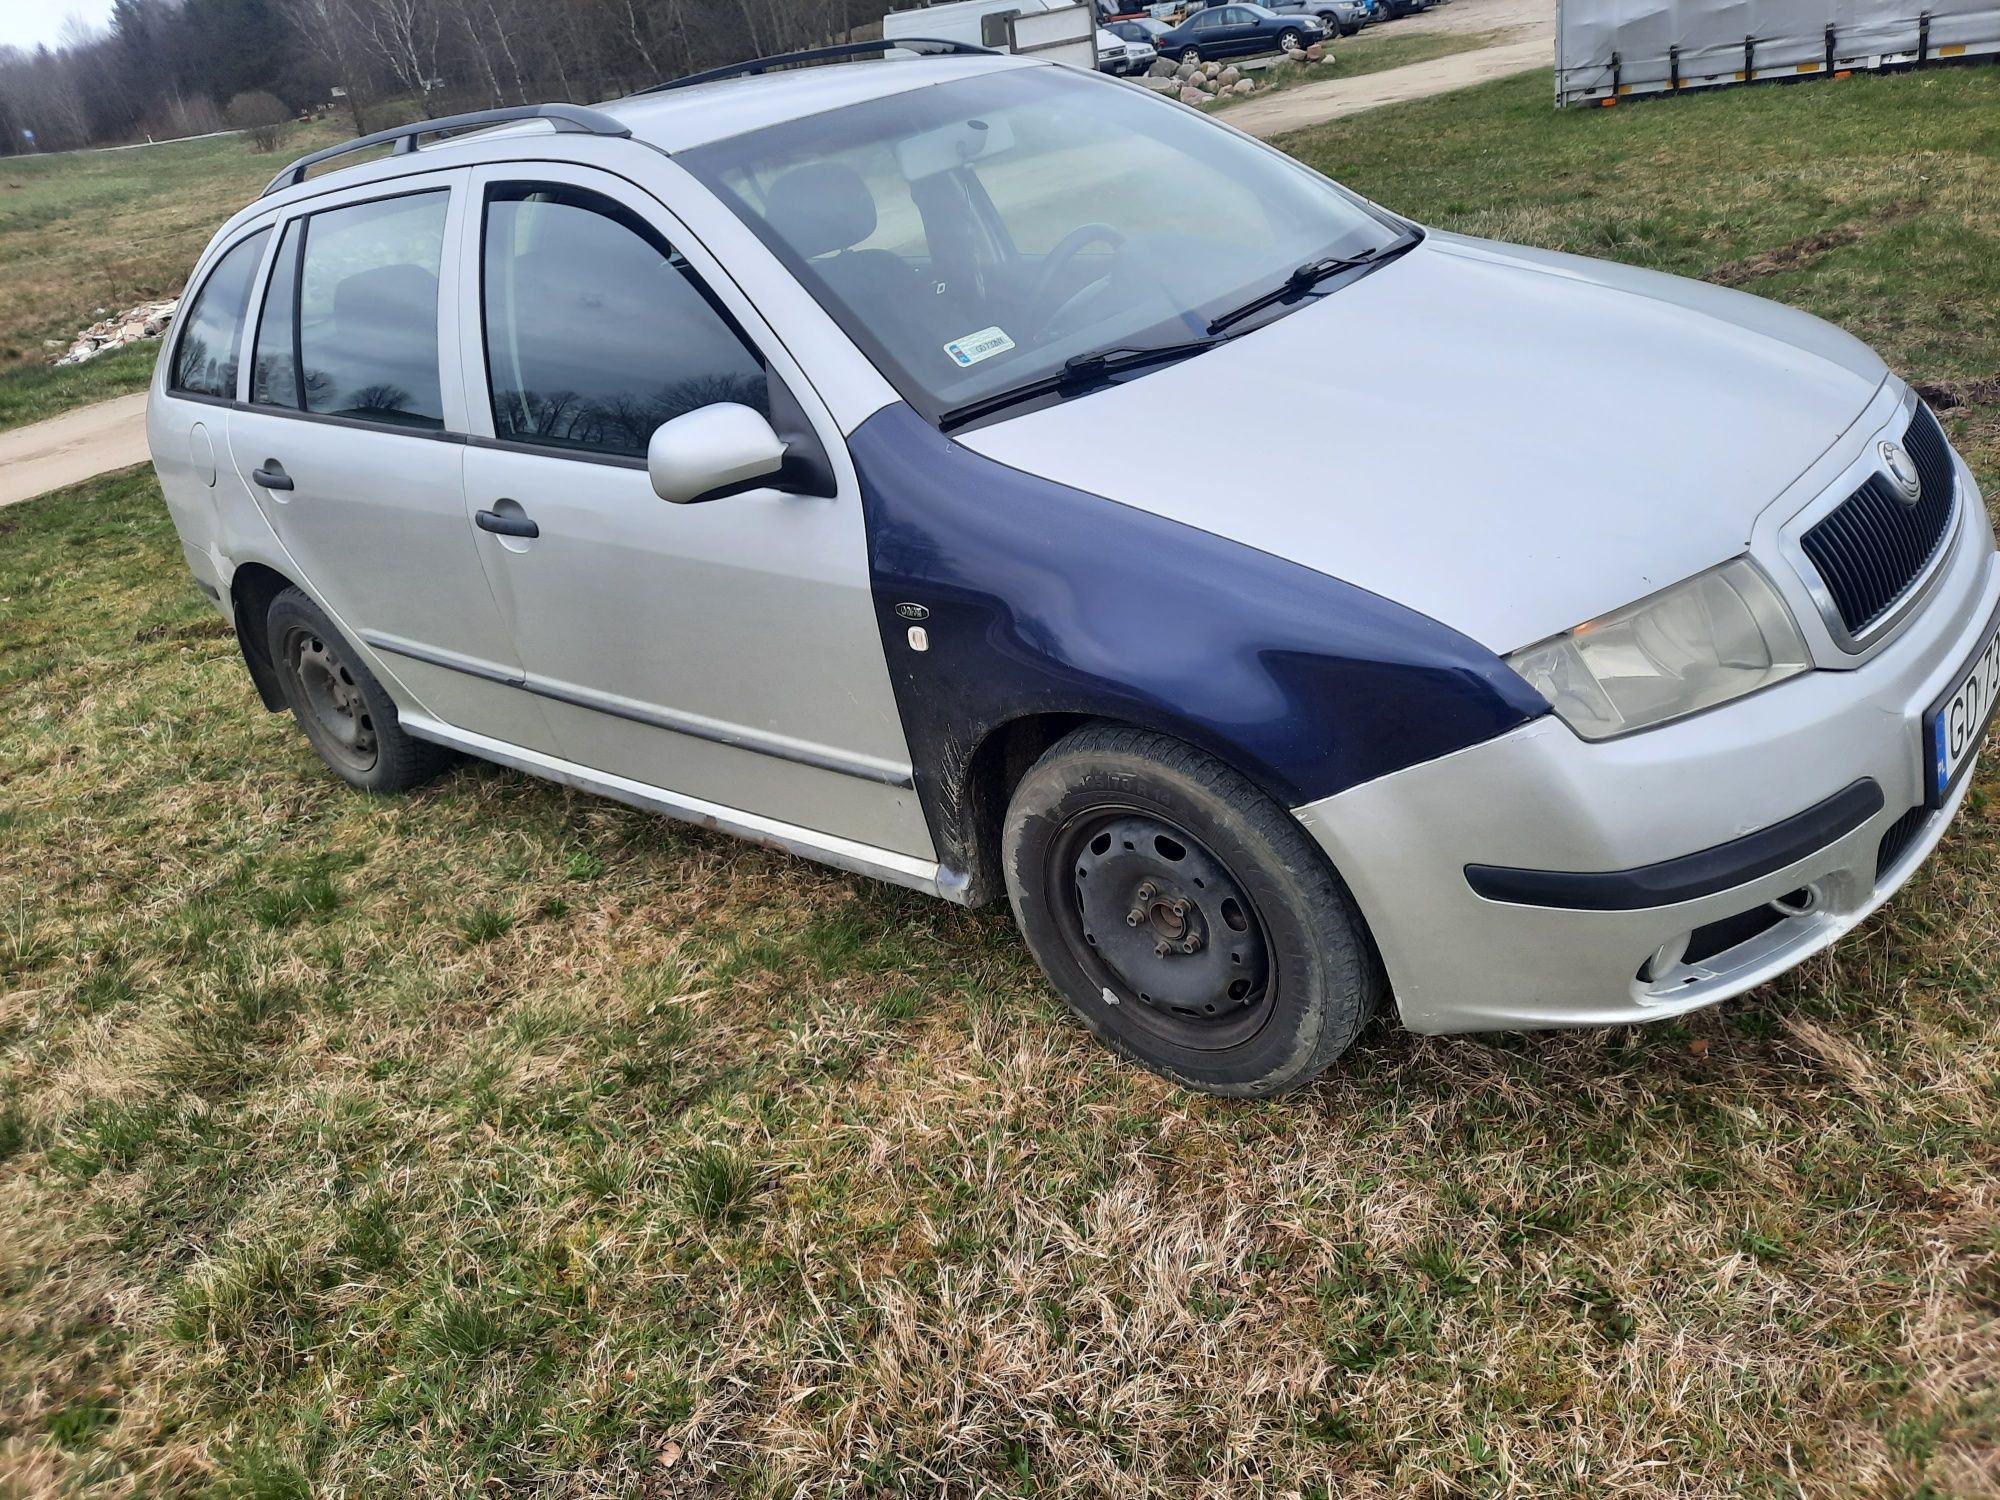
[647, 403, 787, 504]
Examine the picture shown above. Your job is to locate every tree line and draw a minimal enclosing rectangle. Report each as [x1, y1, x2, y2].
[0, 0, 903, 154]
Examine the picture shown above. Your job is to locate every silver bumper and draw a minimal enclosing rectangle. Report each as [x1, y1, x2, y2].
[1294, 466, 1998, 1035]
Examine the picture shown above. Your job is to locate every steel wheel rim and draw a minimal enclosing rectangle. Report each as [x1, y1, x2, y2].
[1048, 806, 1276, 1052]
[284, 626, 378, 774]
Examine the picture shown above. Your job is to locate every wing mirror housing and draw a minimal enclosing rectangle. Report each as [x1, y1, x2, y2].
[647, 403, 789, 504]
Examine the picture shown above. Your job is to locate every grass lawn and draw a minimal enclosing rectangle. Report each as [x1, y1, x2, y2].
[0, 122, 348, 433]
[4, 66, 2000, 1498]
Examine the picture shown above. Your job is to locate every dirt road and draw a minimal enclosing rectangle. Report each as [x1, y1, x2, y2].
[0, 393, 151, 510]
[1232, 0, 1553, 138]
[0, 2, 1554, 512]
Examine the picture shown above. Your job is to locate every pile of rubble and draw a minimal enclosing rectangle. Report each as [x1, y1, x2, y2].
[1137, 44, 1335, 103]
[50, 299, 179, 367]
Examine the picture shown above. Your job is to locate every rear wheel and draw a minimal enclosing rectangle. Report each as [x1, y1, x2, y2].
[266, 587, 456, 793]
[1002, 724, 1382, 1097]
[1181, 45, 1203, 63]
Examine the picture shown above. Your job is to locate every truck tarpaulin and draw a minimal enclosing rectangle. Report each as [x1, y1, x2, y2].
[1556, 0, 2000, 105]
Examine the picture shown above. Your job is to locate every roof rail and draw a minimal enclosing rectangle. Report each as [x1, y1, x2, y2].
[262, 103, 632, 197]
[640, 37, 996, 95]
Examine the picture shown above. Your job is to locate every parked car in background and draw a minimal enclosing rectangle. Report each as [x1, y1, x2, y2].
[1261, 0, 1368, 35]
[1154, 2, 1325, 61]
[1107, 15, 1174, 52]
[1096, 24, 1158, 71]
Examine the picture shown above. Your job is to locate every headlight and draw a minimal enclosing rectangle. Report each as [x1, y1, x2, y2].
[1506, 557, 1811, 740]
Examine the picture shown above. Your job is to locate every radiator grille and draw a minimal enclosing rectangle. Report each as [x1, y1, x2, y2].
[1798, 403, 1957, 638]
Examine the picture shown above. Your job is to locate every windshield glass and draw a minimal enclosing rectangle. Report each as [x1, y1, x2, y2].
[679, 67, 1403, 423]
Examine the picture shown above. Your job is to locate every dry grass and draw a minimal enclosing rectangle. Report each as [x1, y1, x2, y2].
[4, 65, 2000, 1499]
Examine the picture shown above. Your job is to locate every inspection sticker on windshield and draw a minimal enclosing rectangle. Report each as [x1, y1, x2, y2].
[944, 326, 1015, 367]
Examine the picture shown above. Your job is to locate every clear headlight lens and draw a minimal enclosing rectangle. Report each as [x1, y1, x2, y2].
[1506, 557, 1811, 740]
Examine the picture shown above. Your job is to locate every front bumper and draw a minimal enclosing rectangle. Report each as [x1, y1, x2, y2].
[1294, 455, 1998, 1035]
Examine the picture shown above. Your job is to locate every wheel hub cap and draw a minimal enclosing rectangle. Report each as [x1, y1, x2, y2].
[290, 632, 377, 768]
[1070, 814, 1269, 1023]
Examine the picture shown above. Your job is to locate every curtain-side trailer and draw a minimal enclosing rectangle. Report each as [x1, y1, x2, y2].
[1556, 0, 2000, 106]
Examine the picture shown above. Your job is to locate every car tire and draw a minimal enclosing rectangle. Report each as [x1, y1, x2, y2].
[1181, 45, 1203, 63]
[265, 587, 457, 794]
[1279, 27, 1304, 50]
[1002, 723, 1383, 1097]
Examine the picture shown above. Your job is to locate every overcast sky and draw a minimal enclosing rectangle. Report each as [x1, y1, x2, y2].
[0, 0, 119, 52]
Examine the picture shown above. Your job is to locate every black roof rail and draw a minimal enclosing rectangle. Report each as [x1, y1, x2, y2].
[262, 103, 632, 197]
[640, 37, 996, 95]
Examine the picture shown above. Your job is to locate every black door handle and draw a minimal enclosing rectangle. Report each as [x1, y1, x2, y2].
[475, 507, 540, 539]
[252, 462, 293, 491]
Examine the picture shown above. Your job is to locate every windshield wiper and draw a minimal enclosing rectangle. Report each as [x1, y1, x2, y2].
[1205, 232, 1420, 336]
[936, 336, 1226, 431]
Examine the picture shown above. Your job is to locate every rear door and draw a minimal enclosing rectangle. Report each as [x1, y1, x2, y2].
[226, 170, 554, 749]
[453, 162, 930, 856]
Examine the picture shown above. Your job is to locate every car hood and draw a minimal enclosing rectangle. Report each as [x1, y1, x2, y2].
[957, 231, 1888, 652]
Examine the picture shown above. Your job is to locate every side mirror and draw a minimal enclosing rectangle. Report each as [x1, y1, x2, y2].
[647, 403, 788, 504]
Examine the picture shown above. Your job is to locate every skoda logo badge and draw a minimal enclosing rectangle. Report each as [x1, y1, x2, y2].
[894, 602, 930, 622]
[1879, 439, 1922, 505]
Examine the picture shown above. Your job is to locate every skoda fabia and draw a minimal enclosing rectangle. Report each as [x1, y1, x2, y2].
[150, 43, 1998, 1096]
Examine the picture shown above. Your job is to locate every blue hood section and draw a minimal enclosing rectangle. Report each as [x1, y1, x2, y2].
[850, 403, 1547, 890]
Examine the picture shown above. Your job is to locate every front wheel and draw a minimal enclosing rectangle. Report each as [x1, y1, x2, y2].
[1279, 27, 1304, 50]
[1002, 724, 1382, 1097]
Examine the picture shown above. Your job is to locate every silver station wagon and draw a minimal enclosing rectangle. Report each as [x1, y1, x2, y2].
[150, 42, 1998, 1095]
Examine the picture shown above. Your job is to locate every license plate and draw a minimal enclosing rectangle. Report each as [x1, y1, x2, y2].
[1927, 612, 2000, 806]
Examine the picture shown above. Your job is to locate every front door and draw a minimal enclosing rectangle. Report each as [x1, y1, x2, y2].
[454, 163, 931, 857]
[225, 170, 551, 748]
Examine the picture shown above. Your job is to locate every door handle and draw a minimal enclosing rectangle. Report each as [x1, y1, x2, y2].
[475, 506, 540, 539]
[251, 462, 294, 491]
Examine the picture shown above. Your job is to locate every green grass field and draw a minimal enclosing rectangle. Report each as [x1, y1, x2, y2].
[0, 121, 349, 433]
[3, 65, 2000, 1498]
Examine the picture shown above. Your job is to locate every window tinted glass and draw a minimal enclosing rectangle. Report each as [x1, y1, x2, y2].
[171, 228, 270, 398]
[251, 219, 302, 408]
[293, 192, 448, 429]
[481, 184, 767, 460]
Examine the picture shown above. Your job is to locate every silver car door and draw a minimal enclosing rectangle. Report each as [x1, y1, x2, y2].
[225, 168, 558, 752]
[455, 161, 931, 858]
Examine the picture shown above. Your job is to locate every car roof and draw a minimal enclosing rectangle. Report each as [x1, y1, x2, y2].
[232, 51, 1059, 234]
[502, 51, 1039, 157]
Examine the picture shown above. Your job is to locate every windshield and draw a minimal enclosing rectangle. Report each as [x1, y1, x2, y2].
[679, 67, 1404, 424]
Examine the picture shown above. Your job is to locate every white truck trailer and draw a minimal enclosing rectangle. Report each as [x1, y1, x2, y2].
[1556, 0, 2000, 106]
[883, 0, 1101, 69]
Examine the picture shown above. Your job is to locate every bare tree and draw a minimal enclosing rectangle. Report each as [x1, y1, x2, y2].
[348, 0, 444, 115]
[291, 0, 376, 133]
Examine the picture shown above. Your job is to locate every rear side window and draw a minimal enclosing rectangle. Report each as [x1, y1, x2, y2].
[480, 183, 767, 460]
[250, 191, 448, 429]
[170, 228, 270, 398]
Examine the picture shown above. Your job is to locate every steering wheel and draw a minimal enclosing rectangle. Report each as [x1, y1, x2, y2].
[1028, 222, 1128, 339]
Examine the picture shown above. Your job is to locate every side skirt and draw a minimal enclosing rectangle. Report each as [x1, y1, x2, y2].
[400, 712, 961, 903]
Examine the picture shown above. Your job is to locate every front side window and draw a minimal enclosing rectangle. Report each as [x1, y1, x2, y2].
[481, 183, 767, 460]
[682, 66, 1402, 425]
[170, 228, 270, 398]
[251, 191, 448, 429]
